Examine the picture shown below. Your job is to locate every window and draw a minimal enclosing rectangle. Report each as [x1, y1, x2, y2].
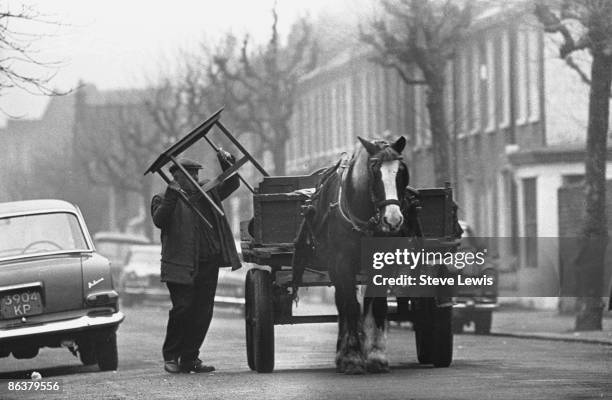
[318, 90, 323, 154]
[307, 95, 315, 156]
[444, 60, 454, 135]
[343, 79, 353, 148]
[414, 85, 430, 148]
[522, 177, 538, 268]
[527, 28, 541, 122]
[329, 84, 342, 150]
[0, 212, 89, 260]
[470, 43, 481, 133]
[499, 29, 511, 127]
[459, 50, 469, 136]
[359, 73, 369, 137]
[485, 35, 496, 132]
[516, 27, 529, 124]
[562, 174, 584, 185]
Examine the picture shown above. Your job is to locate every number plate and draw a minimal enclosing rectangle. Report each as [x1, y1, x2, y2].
[1, 291, 43, 319]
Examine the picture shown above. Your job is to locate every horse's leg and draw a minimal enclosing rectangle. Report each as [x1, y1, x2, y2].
[333, 280, 346, 370]
[332, 273, 365, 374]
[363, 296, 390, 373]
[336, 275, 365, 374]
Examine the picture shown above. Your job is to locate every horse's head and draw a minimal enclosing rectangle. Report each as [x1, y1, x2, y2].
[357, 136, 408, 234]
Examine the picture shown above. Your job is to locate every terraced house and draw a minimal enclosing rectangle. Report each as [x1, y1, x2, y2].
[284, 5, 612, 304]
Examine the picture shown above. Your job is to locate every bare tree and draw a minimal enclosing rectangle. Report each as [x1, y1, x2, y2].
[0, 4, 64, 102]
[211, 6, 317, 175]
[360, 0, 474, 186]
[75, 88, 166, 241]
[535, 0, 612, 331]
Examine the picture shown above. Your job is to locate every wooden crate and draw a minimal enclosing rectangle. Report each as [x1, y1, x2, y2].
[252, 175, 323, 245]
[417, 187, 455, 239]
[258, 175, 320, 194]
[252, 192, 308, 245]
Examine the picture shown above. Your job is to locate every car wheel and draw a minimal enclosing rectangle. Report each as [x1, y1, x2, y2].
[77, 339, 97, 366]
[96, 331, 118, 371]
[474, 311, 492, 334]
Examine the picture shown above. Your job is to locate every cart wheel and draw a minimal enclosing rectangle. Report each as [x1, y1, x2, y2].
[474, 311, 492, 335]
[413, 298, 453, 368]
[245, 273, 255, 371]
[413, 299, 433, 364]
[414, 322, 432, 364]
[245, 269, 274, 373]
[431, 305, 453, 368]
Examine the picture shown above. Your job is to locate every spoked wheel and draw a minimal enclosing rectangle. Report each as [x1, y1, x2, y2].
[245, 273, 255, 371]
[245, 269, 274, 373]
[413, 298, 453, 368]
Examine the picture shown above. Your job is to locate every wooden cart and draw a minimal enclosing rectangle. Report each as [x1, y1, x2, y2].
[145, 110, 459, 374]
[241, 175, 460, 373]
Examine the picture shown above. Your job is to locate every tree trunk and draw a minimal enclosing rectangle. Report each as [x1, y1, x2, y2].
[426, 75, 452, 187]
[575, 52, 612, 331]
[271, 132, 287, 175]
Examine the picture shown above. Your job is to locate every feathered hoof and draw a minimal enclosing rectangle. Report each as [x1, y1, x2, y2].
[337, 353, 366, 375]
[366, 355, 390, 374]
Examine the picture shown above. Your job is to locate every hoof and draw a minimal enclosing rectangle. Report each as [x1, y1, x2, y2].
[336, 352, 366, 375]
[343, 361, 366, 375]
[366, 357, 390, 373]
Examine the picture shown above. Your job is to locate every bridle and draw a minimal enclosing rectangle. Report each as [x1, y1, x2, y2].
[335, 144, 407, 235]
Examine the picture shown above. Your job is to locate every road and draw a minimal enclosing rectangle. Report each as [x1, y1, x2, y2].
[1, 303, 610, 400]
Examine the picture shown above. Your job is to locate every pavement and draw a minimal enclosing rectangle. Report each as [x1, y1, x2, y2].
[490, 307, 612, 345]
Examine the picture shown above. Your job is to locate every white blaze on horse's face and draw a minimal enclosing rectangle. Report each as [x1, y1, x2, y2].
[379, 159, 403, 232]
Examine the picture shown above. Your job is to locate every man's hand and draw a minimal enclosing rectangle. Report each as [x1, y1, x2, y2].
[217, 149, 236, 165]
[165, 180, 183, 201]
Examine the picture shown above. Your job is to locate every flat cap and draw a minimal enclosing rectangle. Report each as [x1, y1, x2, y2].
[168, 157, 203, 174]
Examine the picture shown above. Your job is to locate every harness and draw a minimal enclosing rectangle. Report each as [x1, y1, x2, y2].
[332, 148, 405, 236]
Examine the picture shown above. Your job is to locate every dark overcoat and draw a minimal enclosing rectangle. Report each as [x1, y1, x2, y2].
[151, 171, 241, 285]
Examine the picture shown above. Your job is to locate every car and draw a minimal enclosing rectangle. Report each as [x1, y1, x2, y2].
[119, 241, 248, 309]
[118, 244, 167, 306]
[451, 220, 498, 334]
[0, 199, 124, 371]
[93, 231, 151, 285]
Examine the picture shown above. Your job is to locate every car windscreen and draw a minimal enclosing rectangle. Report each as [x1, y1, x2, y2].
[0, 212, 89, 260]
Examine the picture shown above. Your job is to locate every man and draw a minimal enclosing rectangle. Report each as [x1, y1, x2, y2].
[151, 152, 241, 373]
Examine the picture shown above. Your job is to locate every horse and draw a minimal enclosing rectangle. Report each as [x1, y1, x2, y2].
[293, 136, 409, 374]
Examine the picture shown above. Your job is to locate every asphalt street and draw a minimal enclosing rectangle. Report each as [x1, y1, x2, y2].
[0, 303, 610, 400]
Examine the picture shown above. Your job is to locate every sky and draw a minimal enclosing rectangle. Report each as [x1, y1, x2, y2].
[0, 0, 367, 126]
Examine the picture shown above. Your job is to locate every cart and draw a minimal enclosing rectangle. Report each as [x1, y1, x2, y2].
[241, 175, 461, 373]
[145, 110, 460, 374]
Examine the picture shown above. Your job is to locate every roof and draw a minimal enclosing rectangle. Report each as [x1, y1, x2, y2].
[0, 199, 77, 217]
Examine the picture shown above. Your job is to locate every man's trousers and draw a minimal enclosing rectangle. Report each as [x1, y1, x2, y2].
[162, 261, 219, 363]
